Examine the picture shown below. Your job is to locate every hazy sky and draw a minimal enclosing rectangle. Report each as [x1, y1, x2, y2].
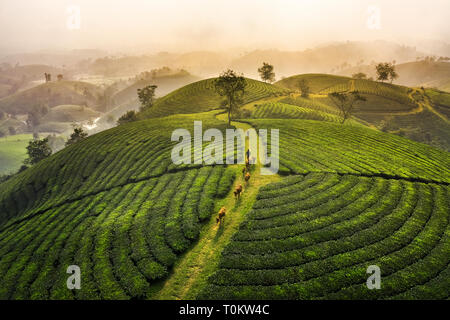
[0, 0, 449, 53]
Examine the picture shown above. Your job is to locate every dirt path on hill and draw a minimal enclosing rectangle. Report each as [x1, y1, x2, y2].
[418, 89, 449, 124]
[148, 117, 280, 299]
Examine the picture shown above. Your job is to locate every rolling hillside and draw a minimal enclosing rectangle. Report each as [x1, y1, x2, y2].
[0, 74, 449, 300]
[139, 78, 290, 119]
[339, 61, 450, 87]
[200, 118, 449, 300]
[0, 81, 103, 115]
[276, 74, 450, 151]
[112, 71, 200, 106]
[0, 64, 66, 99]
[41, 105, 100, 123]
[423, 78, 450, 92]
[200, 172, 449, 299]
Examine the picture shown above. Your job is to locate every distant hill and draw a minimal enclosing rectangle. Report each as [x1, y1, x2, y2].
[0, 81, 103, 115]
[0, 64, 67, 99]
[277, 74, 450, 151]
[88, 52, 231, 77]
[422, 78, 450, 92]
[40, 105, 100, 123]
[112, 70, 200, 106]
[0, 118, 27, 136]
[339, 61, 450, 87]
[0, 49, 107, 67]
[79, 41, 425, 79]
[230, 41, 424, 78]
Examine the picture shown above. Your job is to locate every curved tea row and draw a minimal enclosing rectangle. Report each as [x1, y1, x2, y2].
[200, 173, 450, 299]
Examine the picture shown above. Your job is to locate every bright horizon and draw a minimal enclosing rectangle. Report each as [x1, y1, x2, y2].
[0, 0, 449, 54]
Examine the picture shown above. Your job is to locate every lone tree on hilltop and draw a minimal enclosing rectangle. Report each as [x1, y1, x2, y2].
[328, 91, 366, 124]
[298, 79, 310, 98]
[137, 85, 157, 111]
[376, 62, 398, 83]
[66, 126, 88, 146]
[258, 62, 275, 83]
[214, 69, 247, 126]
[24, 138, 52, 165]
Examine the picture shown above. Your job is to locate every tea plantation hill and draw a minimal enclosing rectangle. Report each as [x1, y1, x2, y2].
[0, 75, 448, 299]
[276, 74, 450, 151]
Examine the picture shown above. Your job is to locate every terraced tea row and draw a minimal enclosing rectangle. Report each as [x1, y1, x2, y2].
[250, 102, 346, 123]
[0, 166, 235, 299]
[278, 96, 340, 114]
[0, 113, 229, 225]
[247, 119, 450, 182]
[357, 108, 450, 152]
[141, 78, 290, 118]
[276, 74, 351, 93]
[319, 79, 413, 106]
[200, 172, 450, 299]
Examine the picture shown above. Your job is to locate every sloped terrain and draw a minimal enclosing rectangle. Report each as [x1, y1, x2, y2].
[200, 172, 449, 299]
[112, 71, 200, 106]
[140, 78, 289, 118]
[0, 112, 236, 299]
[200, 118, 450, 300]
[277, 74, 450, 150]
[0, 73, 449, 300]
[0, 81, 103, 114]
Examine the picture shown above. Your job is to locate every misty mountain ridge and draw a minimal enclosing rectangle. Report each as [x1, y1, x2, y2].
[0, 40, 442, 79]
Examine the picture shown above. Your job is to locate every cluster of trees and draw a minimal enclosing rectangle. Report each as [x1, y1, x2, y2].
[416, 56, 450, 63]
[24, 137, 52, 165]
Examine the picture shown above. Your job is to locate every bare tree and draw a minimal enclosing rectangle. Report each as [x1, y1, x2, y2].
[328, 91, 366, 124]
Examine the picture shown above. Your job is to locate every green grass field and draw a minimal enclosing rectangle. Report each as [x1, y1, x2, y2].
[0, 134, 32, 175]
[0, 74, 449, 300]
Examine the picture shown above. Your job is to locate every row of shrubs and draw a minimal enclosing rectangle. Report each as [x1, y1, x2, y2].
[249, 119, 450, 183]
[0, 116, 232, 225]
[0, 165, 236, 299]
[200, 174, 450, 299]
